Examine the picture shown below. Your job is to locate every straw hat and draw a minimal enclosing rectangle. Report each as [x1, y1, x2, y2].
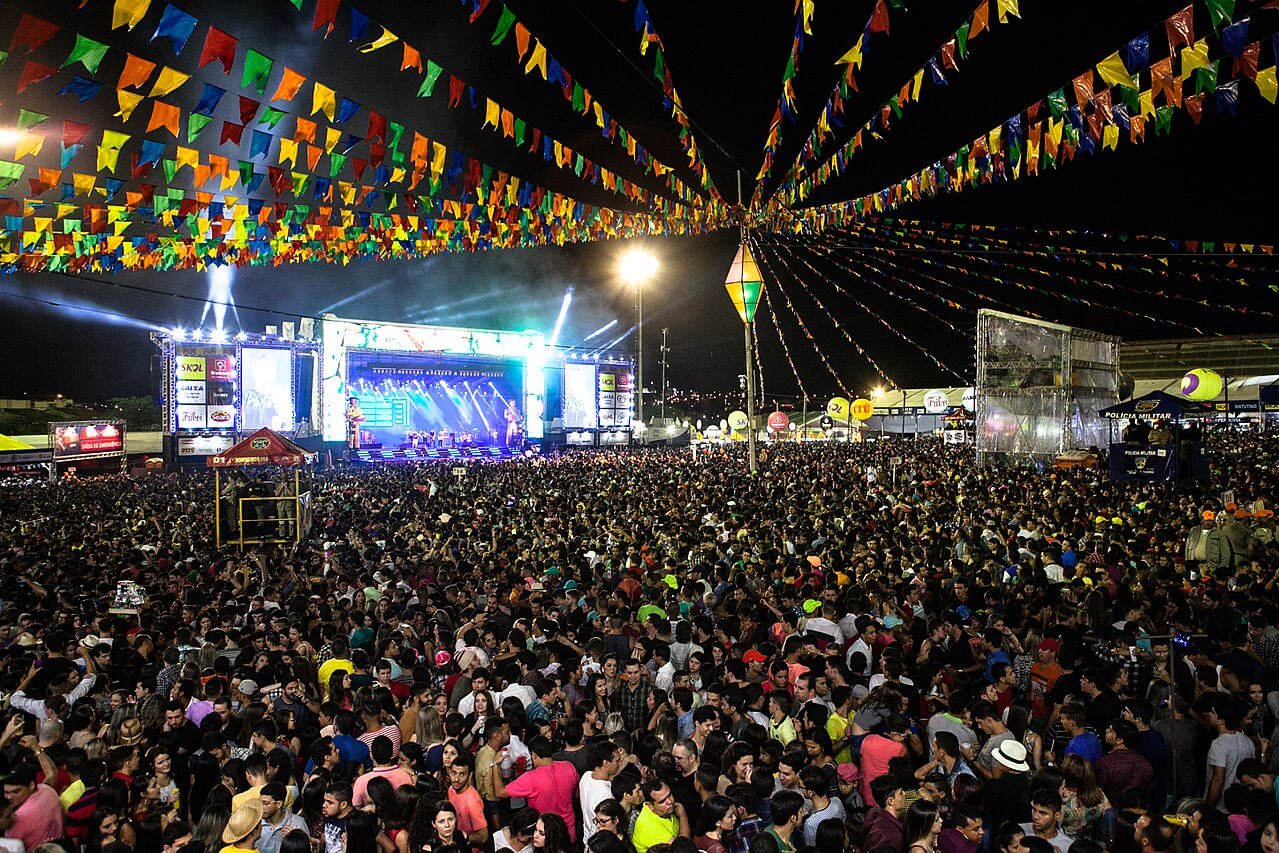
[117, 717, 144, 746]
[222, 800, 264, 844]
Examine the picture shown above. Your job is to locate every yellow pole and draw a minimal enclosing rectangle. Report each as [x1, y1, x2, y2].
[295, 469, 300, 543]
[215, 469, 221, 549]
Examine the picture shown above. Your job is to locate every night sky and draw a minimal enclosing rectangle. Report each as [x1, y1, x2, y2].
[2, 0, 1278, 402]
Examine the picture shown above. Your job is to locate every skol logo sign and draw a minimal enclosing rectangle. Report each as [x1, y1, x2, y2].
[176, 356, 206, 380]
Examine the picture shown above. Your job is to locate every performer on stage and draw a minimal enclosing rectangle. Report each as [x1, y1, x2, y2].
[345, 397, 365, 450]
[504, 399, 523, 446]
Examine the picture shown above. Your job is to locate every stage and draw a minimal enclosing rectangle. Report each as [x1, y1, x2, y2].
[347, 444, 525, 464]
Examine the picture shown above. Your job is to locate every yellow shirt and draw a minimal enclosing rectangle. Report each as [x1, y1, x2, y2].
[59, 779, 85, 812]
[827, 710, 852, 764]
[633, 804, 679, 853]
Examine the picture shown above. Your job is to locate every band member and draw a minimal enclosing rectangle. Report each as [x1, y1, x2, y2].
[345, 397, 365, 450]
[505, 399, 523, 446]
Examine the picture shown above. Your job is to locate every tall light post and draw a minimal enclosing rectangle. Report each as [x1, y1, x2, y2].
[724, 242, 763, 474]
[619, 250, 659, 429]
[660, 326, 669, 421]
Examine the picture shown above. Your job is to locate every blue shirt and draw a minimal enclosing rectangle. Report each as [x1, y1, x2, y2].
[1065, 732, 1103, 764]
[985, 650, 1012, 683]
[333, 733, 370, 768]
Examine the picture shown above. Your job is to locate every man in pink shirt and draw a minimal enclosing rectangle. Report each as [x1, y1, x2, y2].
[495, 736, 581, 841]
[4, 766, 64, 851]
[352, 736, 413, 808]
[859, 713, 910, 807]
[446, 755, 489, 849]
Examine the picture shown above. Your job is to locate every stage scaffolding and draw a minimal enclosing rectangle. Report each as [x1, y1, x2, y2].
[975, 310, 1120, 465]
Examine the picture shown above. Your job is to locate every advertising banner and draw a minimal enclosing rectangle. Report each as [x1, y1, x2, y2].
[51, 421, 126, 460]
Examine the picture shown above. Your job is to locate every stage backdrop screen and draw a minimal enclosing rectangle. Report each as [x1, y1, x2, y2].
[240, 347, 295, 431]
[563, 363, 599, 429]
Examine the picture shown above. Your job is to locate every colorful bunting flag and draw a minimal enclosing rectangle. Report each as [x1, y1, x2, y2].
[112, 0, 153, 31]
[62, 34, 110, 75]
[151, 4, 198, 54]
[199, 27, 237, 72]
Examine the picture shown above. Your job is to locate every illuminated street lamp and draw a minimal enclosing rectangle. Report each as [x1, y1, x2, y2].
[619, 248, 658, 427]
[724, 242, 763, 473]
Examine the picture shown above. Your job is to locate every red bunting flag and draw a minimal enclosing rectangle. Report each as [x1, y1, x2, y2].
[313, 0, 339, 36]
[1184, 92, 1204, 123]
[16, 60, 58, 92]
[449, 75, 464, 107]
[10, 14, 60, 54]
[368, 111, 387, 142]
[868, 0, 890, 34]
[196, 27, 235, 73]
[1165, 5, 1193, 51]
[239, 96, 259, 125]
[220, 122, 245, 145]
[62, 121, 91, 147]
[469, 0, 492, 23]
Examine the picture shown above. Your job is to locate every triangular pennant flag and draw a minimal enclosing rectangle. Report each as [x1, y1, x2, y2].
[63, 34, 110, 76]
[358, 26, 398, 53]
[11, 14, 60, 54]
[57, 76, 103, 103]
[241, 49, 273, 94]
[250, 129, 272, 159]
[119, 54, 156, 90]
[1257, 66, 1278, 104]
[492, 6, 517, 45]
[147, 100, 182, 137]
[112, 0, 153, 31]
[115, 89, 143, 122]
[418, 61, 444, 97]
[187, 112, 214, 143]
[868, 0, 890, 34]
[1095, 52, 1130, 89]
[151, 4, 198, 54]
[199, 27, 237, 73]
[336, 98, 361, 125]
[16, 60, 58, 93]
[194, 82, 226, 115]
[348, 7, 371, 43]
[995, 0, 1019, 24]
[401, 44, 422, 72]
[271, 67, 307, 102]
[312, 82, 337, 121]
[148, 66, 190, 98]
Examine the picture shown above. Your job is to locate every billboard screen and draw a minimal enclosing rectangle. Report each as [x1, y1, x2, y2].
[240, 347, 294, 431]
[563, 363, 598, 429]
[51, 421, 126, 460]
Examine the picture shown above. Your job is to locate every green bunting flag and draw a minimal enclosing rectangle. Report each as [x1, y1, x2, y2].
[62, 34, 110, 74]
[491, 6, 516, 45]
[241, 49, 273, 95]
[187, 112, 214, 142]
[418, 60, 444, 97]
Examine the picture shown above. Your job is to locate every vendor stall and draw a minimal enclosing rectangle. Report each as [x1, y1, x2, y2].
[1098, 392, 1212, 482]
[209, 428, 316, 548]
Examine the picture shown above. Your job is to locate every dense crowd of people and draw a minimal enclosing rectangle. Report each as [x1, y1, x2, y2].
[3, 431, 1279, 853]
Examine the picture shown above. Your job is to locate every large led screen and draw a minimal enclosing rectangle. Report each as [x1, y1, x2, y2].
[563, 363, 599, 429]
[240, 347, 295, 431]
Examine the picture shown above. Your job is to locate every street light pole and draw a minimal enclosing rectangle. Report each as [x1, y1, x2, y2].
[636, 280, 644, 426]
[744, 320, 757, 473]
[660, 327, 669, 421]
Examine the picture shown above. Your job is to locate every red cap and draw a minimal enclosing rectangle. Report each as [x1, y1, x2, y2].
[1038, 638, 1061, 653]
[742, 650, 768, 664]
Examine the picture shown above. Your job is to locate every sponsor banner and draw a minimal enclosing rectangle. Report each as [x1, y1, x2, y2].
[176, 405, 207, 429]
[175, 356, 206, 381]
[207, 355, 236, 381]
[598, 373, 616, 391]
[176, 381, 206, 404]
[206, 405, 236, 428]
[177, 435, 237, 456]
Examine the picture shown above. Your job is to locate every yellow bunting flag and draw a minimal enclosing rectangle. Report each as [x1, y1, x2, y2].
[1258, 66, 1278, 104]
[311, 82, 336, 121]
[526, 40, 548, 79]
[835, 35, 864, 68]
[324, 127, 342, 154]
[1180, 41, 1209, 75]
[149, 67, 190, 98]
[995, 0, 1019, 23]
[278, 138, 298, 166]
[358, 26, 398, 53]
[1095, 52, 1131, 89]
[73, 173, 97, 196]
[484, 99, 500, 129]
[1102, 124, 1119, 150]
[112, 0, 152, 30]
[175, 146, 199, 173]
[15, 134, 44, 160]
[912, 69, 925, 101]
[1139, 90, 1154, 116]
[115, 89, 144, 121]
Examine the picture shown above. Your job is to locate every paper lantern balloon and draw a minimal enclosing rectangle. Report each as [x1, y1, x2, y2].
[851, 398, 875, 421]
[728, 410, 749, 431]
[1180, 368, 1223, 401]
[827, 397, 850, 420]
[767, 411, 790, 432]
